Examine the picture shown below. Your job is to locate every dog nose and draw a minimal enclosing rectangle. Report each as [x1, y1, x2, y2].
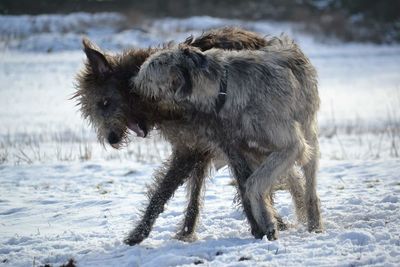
[107, 131, 120, 145]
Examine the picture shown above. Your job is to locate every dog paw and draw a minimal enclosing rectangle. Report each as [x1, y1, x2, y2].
[259, 222, 278, 241]
[308, 225, 323, 233]
[266, 229, 278, 241]
[251, 227, 265, 239]
[124, 227, 149, 246]
[175, 231, 197, 242]
[251, 224, 278, 240]
[124, 235, 143, 246]
[124, 233, 145, 246]
[308, 219, 323, 233]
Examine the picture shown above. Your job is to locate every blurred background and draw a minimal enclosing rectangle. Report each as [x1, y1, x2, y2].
[1, 0, 400, 43]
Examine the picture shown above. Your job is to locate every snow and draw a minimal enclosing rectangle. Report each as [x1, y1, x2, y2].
[1, 160, 399, 266]
[1, 13, 400, 267]
[0, 13, 127, 52]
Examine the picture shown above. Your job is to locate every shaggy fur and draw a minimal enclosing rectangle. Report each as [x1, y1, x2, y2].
[74, 27, 269, 147]
[74, 28, 307, 245]
[134, 37, 323, 240]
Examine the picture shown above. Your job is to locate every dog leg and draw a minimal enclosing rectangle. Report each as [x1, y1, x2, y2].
[245, 123, 307, 241]
[268, 168, 308, 230]
[303, 131, 323, 232]
[125, 148, 201, 245]
[221, 146, 265, 239]
[246, 145, 299, 240]
[287, 168, 307, 223]
[175, 152, 212, 242]
[267, 191, 288, 231]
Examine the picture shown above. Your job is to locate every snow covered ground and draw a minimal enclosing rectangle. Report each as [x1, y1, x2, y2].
[1, 159, 399, 266]
[0, 13, 399, 266]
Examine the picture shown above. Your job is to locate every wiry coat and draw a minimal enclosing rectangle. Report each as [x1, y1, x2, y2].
[74, 28, 310, 245]
[134, 36, 323, 240]
[74, 27, 269, 146]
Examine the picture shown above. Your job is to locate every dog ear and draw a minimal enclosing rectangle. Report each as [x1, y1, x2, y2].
[82, 38, 112, 76]
[182, 47, 208, 68]
[172, 65, 193, 101]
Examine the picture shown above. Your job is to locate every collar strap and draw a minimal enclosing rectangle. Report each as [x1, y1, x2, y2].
[215, 69, 227, 113]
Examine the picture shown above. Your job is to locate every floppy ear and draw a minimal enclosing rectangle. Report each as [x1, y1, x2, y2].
[172, 65, 193, 101]
[182, 47, 208, 68]
[82, 38, 112, 76]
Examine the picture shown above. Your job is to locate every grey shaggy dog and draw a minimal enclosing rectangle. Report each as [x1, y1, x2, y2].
[74, 28, 312, 245]
[134, 36, 323, 240]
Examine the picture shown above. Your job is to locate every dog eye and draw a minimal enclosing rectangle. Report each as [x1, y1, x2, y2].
[98, 99, 110, 109]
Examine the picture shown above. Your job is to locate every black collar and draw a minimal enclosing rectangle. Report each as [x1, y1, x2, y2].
[215, 69, 227, 113]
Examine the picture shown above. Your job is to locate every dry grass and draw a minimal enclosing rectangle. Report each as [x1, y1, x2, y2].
[319, 96, 400, 160]
[0, 128, 171, 165]
[1, 106, 399, 165]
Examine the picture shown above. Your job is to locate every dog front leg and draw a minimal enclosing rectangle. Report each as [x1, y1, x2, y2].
[221, 146, 264, 239]
[175, 151, 212, 242]
[125, 148, 199, 246]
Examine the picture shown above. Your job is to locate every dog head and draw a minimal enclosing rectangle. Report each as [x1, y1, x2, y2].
[133, 45, 222, 113]
[74, 38, 151, 149]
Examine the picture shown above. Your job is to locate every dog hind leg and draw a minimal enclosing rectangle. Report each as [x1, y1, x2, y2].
[287, 167, 307, 223]
[245, 124, 306, 240]
[303, 129, 323, 232]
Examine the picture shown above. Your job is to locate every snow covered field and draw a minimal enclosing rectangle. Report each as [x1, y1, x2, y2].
[0, 13, 399, 266]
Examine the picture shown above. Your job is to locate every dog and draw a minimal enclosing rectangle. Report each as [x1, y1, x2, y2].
[74, 28, 307, 245]
[133, 37, 323, 241]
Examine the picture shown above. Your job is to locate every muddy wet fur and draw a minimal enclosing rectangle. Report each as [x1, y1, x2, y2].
[74, 27, 316, 245]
